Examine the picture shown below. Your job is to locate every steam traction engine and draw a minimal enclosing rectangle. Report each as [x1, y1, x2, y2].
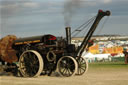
[12, 10, 110, 77]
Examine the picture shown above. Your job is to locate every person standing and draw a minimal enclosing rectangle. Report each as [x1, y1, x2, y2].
[123, 48, 128, 64]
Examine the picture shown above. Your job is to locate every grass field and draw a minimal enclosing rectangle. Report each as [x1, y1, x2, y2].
[88, 61, 128, 73]
[89, 61, 128, 68]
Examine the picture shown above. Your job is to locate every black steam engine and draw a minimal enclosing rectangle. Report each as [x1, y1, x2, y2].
[12, 10, 110, 77]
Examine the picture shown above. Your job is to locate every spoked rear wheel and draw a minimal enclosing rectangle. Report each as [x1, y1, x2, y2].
[19, 50, 43, 77]
[57, 56, 78, 77]
[76, 57, 88, 75]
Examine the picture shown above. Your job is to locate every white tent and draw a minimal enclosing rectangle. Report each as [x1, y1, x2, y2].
[82, 51, 111, 62]
[82, 52, 95, 59]
[82, 52, 95, 62]
[94, 54, 110, 61]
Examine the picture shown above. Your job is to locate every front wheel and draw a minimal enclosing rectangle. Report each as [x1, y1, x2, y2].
[76, 57, 88, 75]
[57, 56, 78, 77]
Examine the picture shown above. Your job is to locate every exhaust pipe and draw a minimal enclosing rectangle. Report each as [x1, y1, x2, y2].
[65, 27, 71, 45]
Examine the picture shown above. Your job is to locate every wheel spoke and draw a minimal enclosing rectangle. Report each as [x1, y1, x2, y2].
[31, 67, 38, 74]
[62, 68, 66, 74]
[67, 68, 72, 76]
[64, 68, 68, 75]
[80, 67, 86, 71]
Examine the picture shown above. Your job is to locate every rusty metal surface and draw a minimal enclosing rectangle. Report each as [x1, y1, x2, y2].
[0, 35, 18, 63]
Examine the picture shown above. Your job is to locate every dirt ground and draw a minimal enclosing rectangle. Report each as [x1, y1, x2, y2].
[0, 65, 128, 85]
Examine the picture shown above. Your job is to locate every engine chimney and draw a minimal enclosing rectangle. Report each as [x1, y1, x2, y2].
[65, 27, 71, 45]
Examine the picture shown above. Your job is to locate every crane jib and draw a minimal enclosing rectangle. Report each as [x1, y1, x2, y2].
[76, 10, 111, 57]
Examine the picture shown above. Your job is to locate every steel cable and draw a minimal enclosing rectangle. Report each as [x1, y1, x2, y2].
[71, 16, 96, 37]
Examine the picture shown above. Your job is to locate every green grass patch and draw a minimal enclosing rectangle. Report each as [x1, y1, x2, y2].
[89, 62, 128, 69]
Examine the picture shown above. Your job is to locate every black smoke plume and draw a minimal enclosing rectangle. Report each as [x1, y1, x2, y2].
[63, 0, 81, 27]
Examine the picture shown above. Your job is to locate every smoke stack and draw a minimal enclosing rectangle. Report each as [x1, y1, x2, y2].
[65, 27, 71, 45]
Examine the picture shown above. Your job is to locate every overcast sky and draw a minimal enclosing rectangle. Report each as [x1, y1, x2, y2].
[0, 0, 128, 38]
